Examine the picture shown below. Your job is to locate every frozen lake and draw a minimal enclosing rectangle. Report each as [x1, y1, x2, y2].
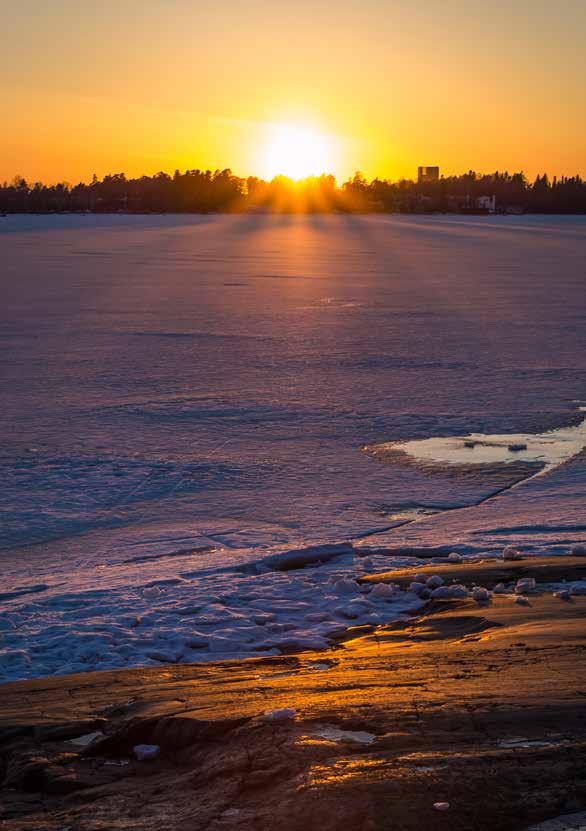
[1, 213, 585, 679]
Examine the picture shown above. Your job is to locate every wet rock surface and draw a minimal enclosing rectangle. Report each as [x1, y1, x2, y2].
[1, 558, 585, 830]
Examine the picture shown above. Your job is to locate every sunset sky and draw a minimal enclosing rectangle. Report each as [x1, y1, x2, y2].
[2, 0, 585, 184]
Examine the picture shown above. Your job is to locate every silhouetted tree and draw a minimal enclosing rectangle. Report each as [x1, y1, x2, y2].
[1, 167, 585, 214]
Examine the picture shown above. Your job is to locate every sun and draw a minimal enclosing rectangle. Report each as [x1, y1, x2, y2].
[260, 122, 335, 180]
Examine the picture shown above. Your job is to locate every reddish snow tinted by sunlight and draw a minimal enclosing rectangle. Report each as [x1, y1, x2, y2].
[1, 213, 585, 680]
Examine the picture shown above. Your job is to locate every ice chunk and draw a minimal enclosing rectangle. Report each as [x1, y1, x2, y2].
[433, 802, 450, 812]
[448, 552, 462, 563]
[134, 744, 160, 761]
[69, 731, 103, 747]
[492, 583, 507, 594]
[554, 589, 572, 601]
[430, 586, 451, 600]
[312, 725, 376, 744]
[502, 546, 522, 561]
[449, 584, 469, 598]
[370, 583, 395, 599]
[426, 575, 444, 589]
[146, 649, 182, 663]
[409, 581, 427, 595]
[335, 605, 364, 620]
[472, 587, 491, 603]
[263, 707, 296, 723]
[255, 543, 354, 572]
[333, 578, 359, 596]
[515, 577, 536, 594]
[142, 586, 161, 599]
[515, 595, 530, 606]
[571, 544, 586, 556]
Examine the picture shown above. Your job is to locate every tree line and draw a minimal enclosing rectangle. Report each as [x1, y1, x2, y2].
[1, 168, 585, 214]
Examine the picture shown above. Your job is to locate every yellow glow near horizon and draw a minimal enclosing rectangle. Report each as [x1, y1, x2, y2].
[260, 123, 337, 181]
[3, 3, 586, 184]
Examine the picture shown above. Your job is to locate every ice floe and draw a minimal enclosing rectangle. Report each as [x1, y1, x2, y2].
[378, 408, 586, 477]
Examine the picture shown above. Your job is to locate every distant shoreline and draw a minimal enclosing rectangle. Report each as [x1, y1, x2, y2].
[3, 169, 586, 214]
[3, 209, 586, 217]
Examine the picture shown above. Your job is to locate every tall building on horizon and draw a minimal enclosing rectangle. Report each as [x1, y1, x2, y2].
[418, 166, 440, 184]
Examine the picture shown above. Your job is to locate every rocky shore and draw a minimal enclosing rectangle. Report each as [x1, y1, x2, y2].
[1, 556, 585, 830]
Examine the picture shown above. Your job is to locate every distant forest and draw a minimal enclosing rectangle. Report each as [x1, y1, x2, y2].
[1, 169, 586, 214]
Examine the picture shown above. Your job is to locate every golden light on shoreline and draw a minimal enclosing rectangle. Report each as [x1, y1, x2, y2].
[260, 122, 338, 181]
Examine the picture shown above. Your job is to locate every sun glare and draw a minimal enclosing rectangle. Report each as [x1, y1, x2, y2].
[261, 123, 335, 180]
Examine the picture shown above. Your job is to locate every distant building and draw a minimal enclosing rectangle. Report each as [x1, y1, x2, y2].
[476, 195, 496, 213]
[418, 166, 440, 184]
[447, 194, 471, 212]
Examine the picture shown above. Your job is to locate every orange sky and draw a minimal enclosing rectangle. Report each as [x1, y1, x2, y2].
[2, 0, 585, 184]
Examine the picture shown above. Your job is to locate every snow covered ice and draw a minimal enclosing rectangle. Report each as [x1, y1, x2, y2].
[1, 213, 585, 681]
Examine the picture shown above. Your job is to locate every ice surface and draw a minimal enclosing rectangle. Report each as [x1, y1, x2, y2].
[524, 810, 586, 830]
[1, 214, 585, 681]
